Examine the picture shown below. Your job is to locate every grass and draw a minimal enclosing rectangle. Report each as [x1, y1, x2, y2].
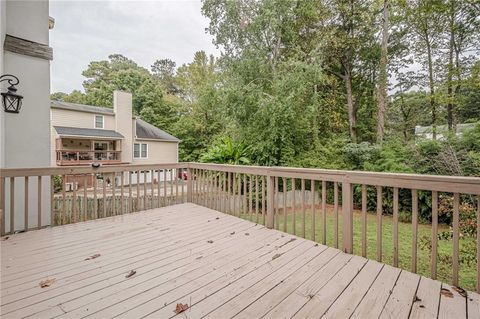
[236, 205, 477, 291]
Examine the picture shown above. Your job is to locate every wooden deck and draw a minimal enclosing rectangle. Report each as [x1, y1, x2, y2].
[1, 203, 478, 319]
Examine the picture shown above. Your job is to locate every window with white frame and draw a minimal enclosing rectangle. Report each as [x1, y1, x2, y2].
[134, 143, 148, 159]
[94, 115, 104, 129]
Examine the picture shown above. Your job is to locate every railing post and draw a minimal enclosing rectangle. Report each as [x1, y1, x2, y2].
[266, 174, 275, 229]
[342, 179, 353, 254]
[187, 167, 192, 203]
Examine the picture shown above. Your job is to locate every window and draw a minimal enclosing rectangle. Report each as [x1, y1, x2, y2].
[134, 143, 148, 159]
[94, 115, 104, 129]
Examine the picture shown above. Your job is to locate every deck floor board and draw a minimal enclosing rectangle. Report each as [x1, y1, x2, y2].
[1, 203, 477, 319]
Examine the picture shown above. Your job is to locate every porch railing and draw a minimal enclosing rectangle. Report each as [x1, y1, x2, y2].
[1, 162, 479, 292]
[56, 150, 122, 165]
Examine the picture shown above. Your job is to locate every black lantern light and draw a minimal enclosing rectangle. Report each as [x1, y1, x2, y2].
[0, 74, 23, 113]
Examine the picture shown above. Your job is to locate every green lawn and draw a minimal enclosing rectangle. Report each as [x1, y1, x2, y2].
[236, 205, 477, 291]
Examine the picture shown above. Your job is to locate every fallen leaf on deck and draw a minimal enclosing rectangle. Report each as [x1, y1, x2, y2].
[2, 236, 9, 241]
[419, 305, 425, 308]
[215, 217, 220, 220]
[230, 232, 235, 235]
[452, 286, 467, 297]
[207, 240, 214, 243]
[125, 270, 136, 278]
[245, 233, 249, 236]
[174, 303, 189, 314]
[196, 256, 203, 260]
[440, 288, 453, 298]
[272, 253, 282, 260]
[39, 278, 55, 288]
[84, 253, 101, 261]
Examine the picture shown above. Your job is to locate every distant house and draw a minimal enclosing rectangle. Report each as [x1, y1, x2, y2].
[414, 123, 476, 140]
[51, 91, 180, 187]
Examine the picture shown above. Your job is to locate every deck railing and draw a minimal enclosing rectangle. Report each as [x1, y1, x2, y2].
[56, 150, 122, 165]
[1, 162, 479, 292]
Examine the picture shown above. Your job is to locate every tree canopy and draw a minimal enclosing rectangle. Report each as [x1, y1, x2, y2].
[51, 0, 480, 176]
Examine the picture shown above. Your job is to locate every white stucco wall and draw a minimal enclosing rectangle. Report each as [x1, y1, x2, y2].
[2, 0, 51, 232]
[0, 0, 6, 168]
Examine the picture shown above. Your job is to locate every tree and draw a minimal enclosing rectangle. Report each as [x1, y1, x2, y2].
[377, 0, 389, 144]
[405, 0, 446, 140]
[151, 58, 178, 94]
[443, 0, 479, 131]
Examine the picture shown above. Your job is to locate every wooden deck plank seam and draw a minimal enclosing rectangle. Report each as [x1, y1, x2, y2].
[1, 220, 261, 310]
[2, 219, 258, 301]
[0, 215, 246, 288]
[53, 229, 296, 319]
[108, 232, 295, 319]
[202, 246, 330, 318]
[2, 212, 245, 281]
[234, 250, 345, 319]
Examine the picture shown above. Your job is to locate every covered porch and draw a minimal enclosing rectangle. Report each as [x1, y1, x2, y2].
[54, 126, 123, 166]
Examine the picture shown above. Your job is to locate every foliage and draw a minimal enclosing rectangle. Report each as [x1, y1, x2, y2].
[51, 1, 479, 176]
[200, 137, 251, 165]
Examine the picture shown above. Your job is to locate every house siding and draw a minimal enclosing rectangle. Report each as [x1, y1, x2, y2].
[52, 108, 115, 130]
[132, 139, 178, 164]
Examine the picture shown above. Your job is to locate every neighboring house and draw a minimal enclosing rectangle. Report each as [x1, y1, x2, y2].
[51, 91, 180, 187]
[415, 123, 476, 140]
[1, 0, 53, 231]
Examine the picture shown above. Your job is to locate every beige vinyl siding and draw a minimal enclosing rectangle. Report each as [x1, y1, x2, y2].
[51, 108, 115, 130]
[132, 139, 178, 164]
[50, 108, 116, 165]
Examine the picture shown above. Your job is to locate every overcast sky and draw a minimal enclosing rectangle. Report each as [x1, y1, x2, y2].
[50, 0, 219, 93]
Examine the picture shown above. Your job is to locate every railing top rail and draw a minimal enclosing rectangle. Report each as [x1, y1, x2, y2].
[1, 162, 479, 194]
[188, 163, 480, 194]
[0, 163, 185, 177]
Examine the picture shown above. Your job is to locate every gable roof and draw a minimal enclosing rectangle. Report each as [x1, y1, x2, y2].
[51, 100, 114, 115]
[54, 126, 124, 139]
[51, 100, 180, 142]
[135, 118, 180, 142]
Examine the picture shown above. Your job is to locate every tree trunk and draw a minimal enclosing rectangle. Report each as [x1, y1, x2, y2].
[426, 37, 436, 140]
[345, 72, 356, 143]
[376, 0, 389, 144]
[446, 0, 455, 132]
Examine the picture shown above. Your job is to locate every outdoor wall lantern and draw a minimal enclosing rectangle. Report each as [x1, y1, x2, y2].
[0, 74, 23, 113]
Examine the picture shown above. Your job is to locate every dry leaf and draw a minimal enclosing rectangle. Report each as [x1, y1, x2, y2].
[207, 240, 214, 243]
[84, 253, 101, 261]
[125, 270, 136, 278]
[215, 217, 220, 220]
[272, 253, 282, 260]
[174, 303, 189, 314]
[39, 278, 55, 288]
[230, 232, 235, 235]
[440, 288, 453, 298]
[452, 286, 467, 297]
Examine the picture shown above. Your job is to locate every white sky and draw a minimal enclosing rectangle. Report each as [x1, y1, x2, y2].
[50, 0, 219, 93]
